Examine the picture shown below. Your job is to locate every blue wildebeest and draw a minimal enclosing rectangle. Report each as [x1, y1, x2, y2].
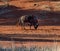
[17, 15, 39, 29]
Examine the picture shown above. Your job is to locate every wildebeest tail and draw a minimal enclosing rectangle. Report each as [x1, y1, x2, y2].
[16, 17, 21, 26]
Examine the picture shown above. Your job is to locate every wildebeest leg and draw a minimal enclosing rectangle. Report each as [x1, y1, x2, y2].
[30, 24, 32, 29]
[21, 21, 25, 30]
[23, 23, 25, 29]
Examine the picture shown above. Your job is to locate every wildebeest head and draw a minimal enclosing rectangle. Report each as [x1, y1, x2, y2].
[34, 23, 39, 29]
[32, 15, 39, 29]
[33, 21, 39, 29]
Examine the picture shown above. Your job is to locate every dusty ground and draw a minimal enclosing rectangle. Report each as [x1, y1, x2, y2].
[0, 0, 60, 47]
[0, 26, 60, 34]
[0, 25, 60, 47]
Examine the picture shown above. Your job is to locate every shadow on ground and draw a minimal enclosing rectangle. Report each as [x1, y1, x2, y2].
[0, 5, 60, 26]
[0, 34, 60, 42]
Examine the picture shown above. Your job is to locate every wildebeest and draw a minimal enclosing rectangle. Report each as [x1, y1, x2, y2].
[17, 15, 39, 29]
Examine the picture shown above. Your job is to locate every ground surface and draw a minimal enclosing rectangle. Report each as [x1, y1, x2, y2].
[0, 25, 60, 47]
[0, 0, 60, 47]
[0, 26, 60, 34]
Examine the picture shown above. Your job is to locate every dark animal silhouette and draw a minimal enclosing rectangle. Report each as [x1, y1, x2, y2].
[17, 15, 39, 29]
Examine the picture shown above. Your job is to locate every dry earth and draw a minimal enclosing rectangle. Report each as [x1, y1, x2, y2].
[0, 26, 60, 34]
[0, 0, 60, 47]
[0, 25, 60, 47]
